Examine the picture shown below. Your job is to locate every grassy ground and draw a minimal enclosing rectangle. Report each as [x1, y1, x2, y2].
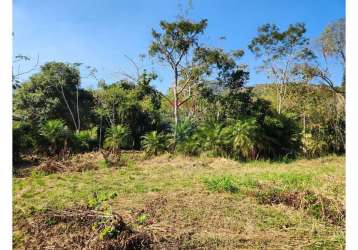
[13, 153, 345, 249]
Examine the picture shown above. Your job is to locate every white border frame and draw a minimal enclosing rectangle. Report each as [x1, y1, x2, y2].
[0, 0, 13, 249]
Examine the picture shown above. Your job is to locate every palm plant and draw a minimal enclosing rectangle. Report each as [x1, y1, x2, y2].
[175, 119, 196, 144]
[40, 119, 71, 155]
[141, 131, 169, 157]
[174, 119, 200, 155]
[73, 127, 98, 151]
[230, 118, 259, 160]
[103, 125, 129, 154]
[197, 123, 231, 157]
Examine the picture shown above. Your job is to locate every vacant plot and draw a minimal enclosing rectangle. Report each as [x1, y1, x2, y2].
[13, 153, 345, 249]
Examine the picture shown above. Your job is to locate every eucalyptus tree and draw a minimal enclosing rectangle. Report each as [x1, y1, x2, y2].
[249, 23, 315, 114]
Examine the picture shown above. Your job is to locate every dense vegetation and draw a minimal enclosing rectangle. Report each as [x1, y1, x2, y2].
[13, 18, 345, 163]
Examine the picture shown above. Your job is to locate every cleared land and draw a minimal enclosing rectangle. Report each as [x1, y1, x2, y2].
[13, 153, 345, 249]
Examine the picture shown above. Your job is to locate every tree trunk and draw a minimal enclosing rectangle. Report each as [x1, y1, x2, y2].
[173, 69, 179, 136]
[276, 83, 281, 114]
[59, 84, 78, 131]
[98, 115, 102, 150]
[76, 85, 81, 131]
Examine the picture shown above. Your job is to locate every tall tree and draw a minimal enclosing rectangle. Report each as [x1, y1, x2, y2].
[249, 23, 315, 114]
[293, 18, 345, 92]
[13, 62, 95, 131]
[149, 19, 208, 129]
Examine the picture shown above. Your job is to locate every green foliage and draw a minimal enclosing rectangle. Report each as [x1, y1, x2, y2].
[87, 191, 118, 209]
[149, 19, 208, 62]
[301, 133, 328, 158]
[39, 119, 71, 154]
[318, 18, 345, 64]
[103, 125, 129, 152]
[73, 127, 98, 151]
[98, 225, 119, 240]
[196, 123, 231, 157]
[137, 213, 149, 224]
[174, 119, 202, 155]
[230, 118, 259, 160]
[13, 121, 38, 161]
[204, 175, 239, 193]
[13, 62, 95, 130]
[12, 19, 344, 160]
[94, 78, 163, 149]
[141, 131, 170, 157]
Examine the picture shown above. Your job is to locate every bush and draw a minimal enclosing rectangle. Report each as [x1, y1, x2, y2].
[103, 125, 129, 153]
[141, 131, 170, 157]
[73, 127, 98, 152]
[301, 132, 328, 158]
[13, 121, 38, 162]
[39, 119, 72, 155]
[229, 117, 259, 160]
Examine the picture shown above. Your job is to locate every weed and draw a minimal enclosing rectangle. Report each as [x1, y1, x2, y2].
[30, 170, 46, 178]
[86, 191, 118, 209]
[204, 175, 239, 193]
[99, 225, 119, 240]
[137, 213, 149, 224]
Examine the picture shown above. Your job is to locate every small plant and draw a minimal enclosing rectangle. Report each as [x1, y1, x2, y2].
[137, 213, 149, 225]
[98, 159, 108, 168]
[204, 175, 239, 193]
[30, 170, 46, 178]
[99, 225, 119, 240]
[87, 191, 118, 209]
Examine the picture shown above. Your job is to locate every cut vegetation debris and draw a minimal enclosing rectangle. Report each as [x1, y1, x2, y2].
[19, 207, 151, 250]
[13, 154, 345, 249]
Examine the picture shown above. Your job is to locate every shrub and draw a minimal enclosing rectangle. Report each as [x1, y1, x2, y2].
[13, 121, 38, 162]
[141, 131, 170, 157]
[39, 119, 72, 155]
[196, 123, 231, 157]
[229, 118, 259, 160]
[73, 127, 98, 152]
[103, 125, 129, 153]
[301, 132, 328, 158]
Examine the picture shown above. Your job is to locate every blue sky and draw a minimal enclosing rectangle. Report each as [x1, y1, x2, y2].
[13, 0, 345, 93]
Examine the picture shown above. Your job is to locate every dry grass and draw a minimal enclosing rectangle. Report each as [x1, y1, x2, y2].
[13, 153, 345, 249]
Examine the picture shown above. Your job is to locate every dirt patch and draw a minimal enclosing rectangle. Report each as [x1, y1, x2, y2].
[254, 186, 345, 226]
[20, 207, 152, 250]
